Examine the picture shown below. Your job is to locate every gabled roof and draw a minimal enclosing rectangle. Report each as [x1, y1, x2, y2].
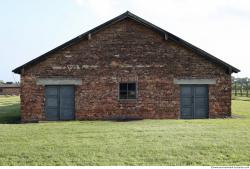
[13, 11, 240, 74]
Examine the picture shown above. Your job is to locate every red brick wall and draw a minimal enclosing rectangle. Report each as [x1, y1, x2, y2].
[20, 18, 231, 122]
[0, 87, 20, 95]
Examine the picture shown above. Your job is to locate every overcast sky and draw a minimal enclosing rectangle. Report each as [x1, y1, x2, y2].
[1, 0, 249, 82]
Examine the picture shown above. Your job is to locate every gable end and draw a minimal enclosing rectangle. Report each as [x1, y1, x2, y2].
[12, 11, 240, 74]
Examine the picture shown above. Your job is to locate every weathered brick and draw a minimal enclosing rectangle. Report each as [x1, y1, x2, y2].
[19, 18, 232, 122]
[0, 87, 20, 95]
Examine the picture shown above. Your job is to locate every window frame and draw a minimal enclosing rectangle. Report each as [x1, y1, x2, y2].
[118, 82, 137, 101]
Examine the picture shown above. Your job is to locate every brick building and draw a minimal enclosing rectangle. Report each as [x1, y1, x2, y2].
[13, 12, 239, 122]
[0, 83, 20, 96]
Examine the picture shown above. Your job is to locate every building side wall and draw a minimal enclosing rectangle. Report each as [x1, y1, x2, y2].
[0, 87, 20, 95]
[19, 18, 231, 122]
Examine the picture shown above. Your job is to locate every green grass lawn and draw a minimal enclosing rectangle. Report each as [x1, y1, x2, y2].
[0, 96, 20, 123]
[0, 96, 250, 165]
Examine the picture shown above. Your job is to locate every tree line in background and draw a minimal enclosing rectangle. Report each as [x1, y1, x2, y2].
[232, 77, 250, 97]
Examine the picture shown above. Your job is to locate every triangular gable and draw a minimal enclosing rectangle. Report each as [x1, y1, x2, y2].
[13, 11, 240, 74]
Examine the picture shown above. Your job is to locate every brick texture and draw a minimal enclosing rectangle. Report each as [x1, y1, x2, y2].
[0, 87, 20, 95]
[20, 18, 232, 122]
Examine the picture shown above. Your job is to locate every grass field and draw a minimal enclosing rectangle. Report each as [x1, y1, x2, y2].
[0, 96, 250, 165]
[0, 96, 20, 123]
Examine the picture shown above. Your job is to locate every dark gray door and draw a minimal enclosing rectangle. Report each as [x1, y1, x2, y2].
[45, 86, 75, 121]
[180, 85, 208, 119]
[180, 85, 193, 119]
[59, 86, 75, 120]
[193, 86, 208, 118]
[45, 86, 60, 121]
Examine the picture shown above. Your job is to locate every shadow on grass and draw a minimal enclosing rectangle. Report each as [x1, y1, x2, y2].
[107, 115, 144, 122]
[231, 114, 247, 119]
[0, 103, 20, 124]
